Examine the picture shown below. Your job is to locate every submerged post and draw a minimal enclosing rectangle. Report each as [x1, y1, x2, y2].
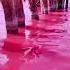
[1, 0, 18, 34]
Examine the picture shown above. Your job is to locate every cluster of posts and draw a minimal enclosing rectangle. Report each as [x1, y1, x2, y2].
[0, 0, 68, 34]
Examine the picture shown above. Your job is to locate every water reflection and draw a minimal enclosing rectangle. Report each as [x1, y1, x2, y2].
[24, 11, 70, 59]
[0, 2, 70, 69]
[17, 10, 70, 64]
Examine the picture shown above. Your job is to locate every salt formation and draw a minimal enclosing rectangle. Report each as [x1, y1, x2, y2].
[0, 53, 9, 65]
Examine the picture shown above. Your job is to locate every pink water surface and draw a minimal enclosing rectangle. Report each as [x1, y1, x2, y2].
[0, 11, 70, 70]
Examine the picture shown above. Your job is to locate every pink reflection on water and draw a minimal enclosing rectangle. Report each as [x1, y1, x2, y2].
[1, 2, 70, 70]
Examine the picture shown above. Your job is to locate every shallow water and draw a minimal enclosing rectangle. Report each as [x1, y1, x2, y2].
[0, 2, 70, 69]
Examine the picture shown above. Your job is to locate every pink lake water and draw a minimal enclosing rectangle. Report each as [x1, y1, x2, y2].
[0, 1, 70, 70]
